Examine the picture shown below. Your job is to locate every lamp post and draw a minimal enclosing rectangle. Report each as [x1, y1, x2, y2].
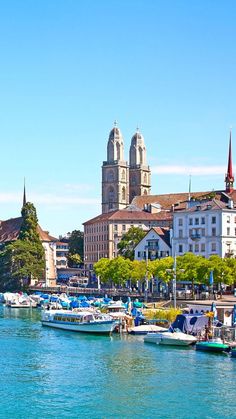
[166, 254, 178, 309]
[144, 246, 149, 303]
[97, 249, 101, 291]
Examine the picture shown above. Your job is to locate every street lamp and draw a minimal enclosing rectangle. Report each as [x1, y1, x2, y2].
[166, 254, 183, 310]
[144, 246, 149, 303]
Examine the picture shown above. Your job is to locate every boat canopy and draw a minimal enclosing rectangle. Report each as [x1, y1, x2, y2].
[171, 314, 209, 335]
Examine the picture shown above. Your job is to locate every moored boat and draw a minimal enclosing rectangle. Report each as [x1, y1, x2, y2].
[154, 330, 197, 346]
[129, 325, 168, 335]
[196, 341, 230, 353]
[41, 309, 118, 334]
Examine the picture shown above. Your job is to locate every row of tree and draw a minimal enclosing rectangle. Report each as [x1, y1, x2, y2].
[94, 253, 236, 287]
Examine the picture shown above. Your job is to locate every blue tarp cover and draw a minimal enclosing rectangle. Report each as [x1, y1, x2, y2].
[171, 314, 209, 335]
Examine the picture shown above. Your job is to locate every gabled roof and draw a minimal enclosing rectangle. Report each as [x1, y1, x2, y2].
[0, 217, 58, 243]
[134, 226, 171, 249]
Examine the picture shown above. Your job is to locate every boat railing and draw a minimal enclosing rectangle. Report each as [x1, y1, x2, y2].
[212, 326, 236, 343]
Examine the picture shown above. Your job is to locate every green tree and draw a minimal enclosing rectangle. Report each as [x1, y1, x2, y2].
[109, 256, 132, 286]
[68, 230, 84, 266]
[94, 258, 111, 284]
[117, 227, 146, 260]
[68, 253, 82, 267]
[0, 202, 45, 291]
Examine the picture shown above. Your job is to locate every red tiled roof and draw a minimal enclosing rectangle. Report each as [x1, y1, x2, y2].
[0, 217, 58, 243]
[83, 208, 172, 225]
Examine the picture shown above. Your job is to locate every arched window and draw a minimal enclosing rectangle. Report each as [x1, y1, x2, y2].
[121, 169, 125, 181]
[144, 173, 147, 184]
[107, 141, 114, 162]
[139, 147, 143, 165]
[144, 189, 147, 195]
[122, 187, 126, 201]
[116, 142, 121, 160]
[108, 187, 115, 202]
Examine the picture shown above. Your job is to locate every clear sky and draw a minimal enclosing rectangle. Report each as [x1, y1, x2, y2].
[0, 0, 236, 237]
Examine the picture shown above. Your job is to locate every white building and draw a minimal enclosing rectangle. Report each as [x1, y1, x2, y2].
[134, 227, 171, 261]
[172, 198, 236, 258]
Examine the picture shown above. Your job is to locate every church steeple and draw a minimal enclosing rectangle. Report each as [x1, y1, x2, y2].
[102, 122, 129, 213]
[225, 131, 234, 193]
[23, 178, 27, 207]
[129, 127, 151, 202]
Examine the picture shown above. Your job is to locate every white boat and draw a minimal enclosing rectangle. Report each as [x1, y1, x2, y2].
[155, 330, 197, 346]
[5, 293, 37, 308]
[128, 325, 168, 335]
[106, 300, 127, 319]
[41, 309, 118, 334]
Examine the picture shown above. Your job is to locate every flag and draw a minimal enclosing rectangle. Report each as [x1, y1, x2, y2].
[209, 270, 214, 286]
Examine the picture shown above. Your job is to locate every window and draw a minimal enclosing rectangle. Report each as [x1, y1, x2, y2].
[211, 243, 216, 251]
[201, 243, 205, 252]
[189, 244, 193, 252]
[179, 244, 183, 253]
[122, 225, 126, 232]
[212, 216, 216, 224]
[178, 218, 183, 226]
[137, 251, 141, 257]
[195, 244, 199, 253]
[227, 227, 230, 236]
[179, 229, 183, 238]
[202, 228, 205, 236]
[189, 218, 193, 225]
[235, 228, 236, 236]
[201, 217, 205, 225]
[212, 227, 216, 237]
[195, 218, 199, 225]
[227, 216, 230, 223]
[114, 225, 118, 231]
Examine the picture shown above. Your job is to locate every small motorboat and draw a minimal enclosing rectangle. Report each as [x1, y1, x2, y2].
[152, 329, 197, 346]
[129, 325, 168, 335]
[196, 340, 230, 353]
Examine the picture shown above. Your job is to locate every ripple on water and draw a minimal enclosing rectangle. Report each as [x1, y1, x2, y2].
[0, 307, 236, 419]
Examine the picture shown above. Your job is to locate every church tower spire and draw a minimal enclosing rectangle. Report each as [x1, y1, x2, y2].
[129, 127, 151, 202]
[225, 131, 234, 193]
[23, 178, 27, 207]
[102, 122, 129, 213]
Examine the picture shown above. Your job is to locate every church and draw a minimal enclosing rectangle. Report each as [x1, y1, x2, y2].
[83, 125, 236, 269]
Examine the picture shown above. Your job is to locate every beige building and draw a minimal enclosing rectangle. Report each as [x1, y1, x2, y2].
[83, 206, 172, 269]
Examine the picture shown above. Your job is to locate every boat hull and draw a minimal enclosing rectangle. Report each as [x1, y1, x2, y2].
[147, 332, 197, 346]
[196, 342, 230, 353]
[42, 320, 117, 334]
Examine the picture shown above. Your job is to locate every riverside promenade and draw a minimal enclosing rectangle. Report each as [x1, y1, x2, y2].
[29, 285, 236, 306]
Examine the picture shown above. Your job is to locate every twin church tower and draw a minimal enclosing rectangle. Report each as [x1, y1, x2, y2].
[102, 122, 151, 213]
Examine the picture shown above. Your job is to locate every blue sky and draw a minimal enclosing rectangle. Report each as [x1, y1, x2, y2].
[0, 0, 236, 236]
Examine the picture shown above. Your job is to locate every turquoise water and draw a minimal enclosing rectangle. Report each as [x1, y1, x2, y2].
[0, 306, 236, 419]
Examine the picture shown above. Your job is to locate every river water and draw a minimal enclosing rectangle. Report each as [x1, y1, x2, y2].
[0, 306, 235, 419]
